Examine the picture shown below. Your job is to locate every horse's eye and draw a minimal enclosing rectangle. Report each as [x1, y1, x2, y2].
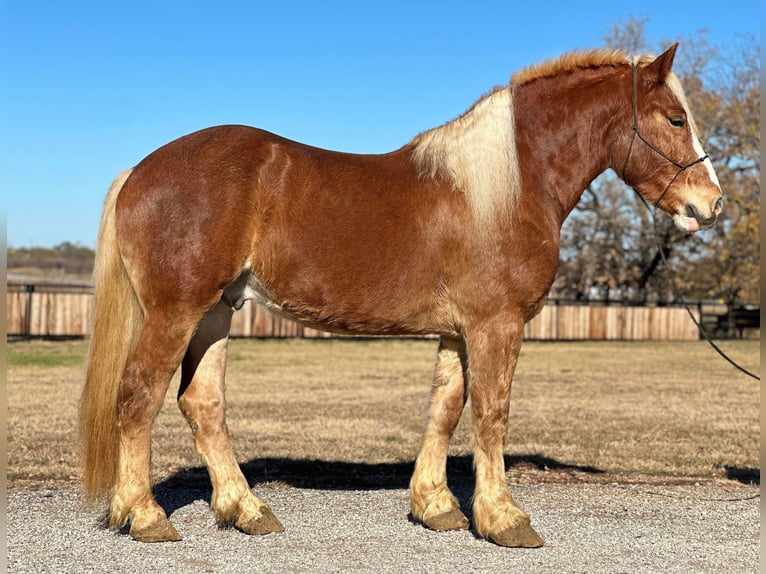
[668, 115, 686, 128]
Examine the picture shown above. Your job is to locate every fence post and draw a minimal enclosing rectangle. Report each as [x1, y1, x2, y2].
[25, 284, 35, 338]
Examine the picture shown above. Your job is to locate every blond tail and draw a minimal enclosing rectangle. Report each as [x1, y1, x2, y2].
[79, 168, 142, 499]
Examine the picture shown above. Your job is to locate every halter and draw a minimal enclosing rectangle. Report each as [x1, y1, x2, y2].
[620, 62, 709, 208]
[618, 64, 758, 380]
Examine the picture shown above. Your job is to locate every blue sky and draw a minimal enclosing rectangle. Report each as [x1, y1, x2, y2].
[2, 1, 760, 248]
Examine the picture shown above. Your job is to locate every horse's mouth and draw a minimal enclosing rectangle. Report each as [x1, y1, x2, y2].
[672, 199, 722, 232]
[672, 212, 717, 233]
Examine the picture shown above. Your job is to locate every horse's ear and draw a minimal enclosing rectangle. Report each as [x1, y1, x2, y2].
[646, 42, 679, 83]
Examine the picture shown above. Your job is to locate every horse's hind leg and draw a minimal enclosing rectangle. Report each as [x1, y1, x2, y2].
[177, 301, 284, 536]
[410, 336, 470, 531]
[111, 311, 198, 542]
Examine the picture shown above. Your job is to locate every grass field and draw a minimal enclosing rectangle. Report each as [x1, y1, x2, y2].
[7, 337, 760, 490]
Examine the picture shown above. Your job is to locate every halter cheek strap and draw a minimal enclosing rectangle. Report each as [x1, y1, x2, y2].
[621, 63, 709, 208]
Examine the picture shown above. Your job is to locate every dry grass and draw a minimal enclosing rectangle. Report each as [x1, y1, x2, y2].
[7, 337, 760, 490]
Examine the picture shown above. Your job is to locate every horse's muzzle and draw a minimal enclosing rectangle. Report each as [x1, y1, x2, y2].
[681, 195, 723, 232]
[685, 204, 716, 229]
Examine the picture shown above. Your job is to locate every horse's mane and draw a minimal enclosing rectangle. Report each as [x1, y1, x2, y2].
[511, 49, 631, 85]
[411, 48, 635, 240]
[411, 86, 517, 240]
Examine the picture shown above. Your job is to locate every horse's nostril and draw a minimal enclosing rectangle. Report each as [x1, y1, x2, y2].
[685, 204, 697, 219]
[714, 197, 723, 213]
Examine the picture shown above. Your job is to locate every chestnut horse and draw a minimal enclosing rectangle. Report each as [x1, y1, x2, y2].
[80, 44, 722, 547]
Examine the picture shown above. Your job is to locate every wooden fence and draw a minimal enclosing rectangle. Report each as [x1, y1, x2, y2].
[524, 302, 700, 340]
[7, 285, 93, 337]
[7, 283, 707, 340]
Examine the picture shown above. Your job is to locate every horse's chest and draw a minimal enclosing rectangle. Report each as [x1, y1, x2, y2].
[504, 238, 560, 319]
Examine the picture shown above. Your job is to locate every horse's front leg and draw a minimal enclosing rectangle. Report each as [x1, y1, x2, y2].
[410, 336, 470, 531]
[467, 318, 544, 547]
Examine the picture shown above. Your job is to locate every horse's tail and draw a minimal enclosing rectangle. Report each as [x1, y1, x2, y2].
[79, 168, 142, 499]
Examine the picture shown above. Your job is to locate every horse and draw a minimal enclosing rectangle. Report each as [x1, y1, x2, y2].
[79, 43, 722, 547]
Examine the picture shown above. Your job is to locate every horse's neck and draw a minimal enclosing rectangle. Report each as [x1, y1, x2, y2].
[514, 70, 629, 226]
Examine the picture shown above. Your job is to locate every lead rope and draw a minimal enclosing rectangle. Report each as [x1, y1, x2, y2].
[623, 62, 759, 382]
[636, 192, 760, 382]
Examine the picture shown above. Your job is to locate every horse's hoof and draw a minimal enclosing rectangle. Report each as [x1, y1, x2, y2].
[235, 506, 285, 536]
[489, 522, 544, 548]
[423, 509, 470, 531]
[129, 518, 182, 543]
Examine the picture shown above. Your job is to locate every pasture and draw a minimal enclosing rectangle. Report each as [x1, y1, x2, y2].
[7, 337, 760, 490]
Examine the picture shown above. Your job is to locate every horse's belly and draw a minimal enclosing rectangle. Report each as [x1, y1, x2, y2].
[221, 267, 444, 337]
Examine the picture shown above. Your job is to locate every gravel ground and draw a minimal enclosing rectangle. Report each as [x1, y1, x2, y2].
[7, 483, 760, 573]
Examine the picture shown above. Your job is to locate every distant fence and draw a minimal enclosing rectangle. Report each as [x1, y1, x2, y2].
[6, 283, 759, 341]
[523, 301, 699, 340]
[8, 284, 93, 338]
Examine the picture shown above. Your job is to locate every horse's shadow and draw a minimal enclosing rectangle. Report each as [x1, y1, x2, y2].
[724, 466, 760, 485]
[153, 453, 604, 518]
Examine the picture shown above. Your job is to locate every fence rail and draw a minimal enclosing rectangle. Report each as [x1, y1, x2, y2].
[12, 283, 749, 341]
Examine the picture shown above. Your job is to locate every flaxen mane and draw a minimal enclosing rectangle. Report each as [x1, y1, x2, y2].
[411, 49, 637, 239]
[411, 86, 518, 239]
[412, 86, 521, 240]
[515, 48, 706, 160]
[511, 48, 631, 85]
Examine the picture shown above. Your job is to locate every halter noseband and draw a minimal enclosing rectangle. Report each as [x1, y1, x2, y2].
[621, 62, 709, 208]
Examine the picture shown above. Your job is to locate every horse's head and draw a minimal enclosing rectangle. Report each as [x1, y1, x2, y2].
[619, 43, 723, 232]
